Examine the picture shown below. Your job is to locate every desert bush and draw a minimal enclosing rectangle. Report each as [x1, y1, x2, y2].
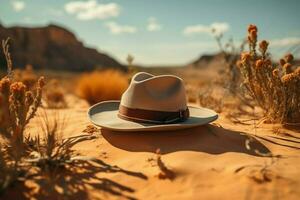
[0, 39, 45, 160]
[77, 70, 128, 105]
[44, 79, 67, 108]
[0, 77, 44, 139]
[0, 38, 45, 192]
[0, 77, 44, 165]
[238, 25, 300, 123]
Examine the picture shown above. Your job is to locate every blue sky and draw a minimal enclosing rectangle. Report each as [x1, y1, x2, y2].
[0, 0, 300, 66]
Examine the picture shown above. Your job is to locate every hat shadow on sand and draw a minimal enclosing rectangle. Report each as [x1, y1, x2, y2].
[101, 124, 271, 156]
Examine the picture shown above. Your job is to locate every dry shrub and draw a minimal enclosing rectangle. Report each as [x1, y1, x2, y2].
[0, 77, 44, 159]
[0, 39, 44, 158]
[238, 25, 300, 123]
[44, 79, 67, 108]
[0, 38, 44, 191]
[14, 64, 38, 90]
[77, 70, 128, 105]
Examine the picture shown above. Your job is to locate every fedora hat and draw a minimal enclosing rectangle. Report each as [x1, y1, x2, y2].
[88, 72, 218, 131]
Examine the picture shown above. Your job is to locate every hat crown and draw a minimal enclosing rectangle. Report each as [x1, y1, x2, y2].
[120, 72, 187, 112]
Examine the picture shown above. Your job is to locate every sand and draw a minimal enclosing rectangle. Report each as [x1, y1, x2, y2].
[2, 62, 300, 199]
[3, 93, 298, 200]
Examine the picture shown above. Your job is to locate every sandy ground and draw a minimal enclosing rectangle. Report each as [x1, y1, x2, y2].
[1, 65, 300, 200]
[3, 92, 298, 200]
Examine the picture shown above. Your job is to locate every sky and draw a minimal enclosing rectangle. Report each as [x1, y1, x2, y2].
[0, 0, 300, 66]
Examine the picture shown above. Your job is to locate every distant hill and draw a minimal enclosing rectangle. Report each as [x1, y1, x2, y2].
[190, 52, 239, 68]
[188, 52, 228, 71]
[0, 23, 125, 71]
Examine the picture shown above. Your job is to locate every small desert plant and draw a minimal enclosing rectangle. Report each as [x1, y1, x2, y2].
[25, 113, 96, 172]
[0, 77, 44, 139]
[77, 70, 128, 105]
[212, 28, 246, 93]
[127, 54, 138, 75]
[44, 79, 67, 108]
[0, 39, 45, 161]
[0, 38, 44, 192]
[238, 24, 300, 123]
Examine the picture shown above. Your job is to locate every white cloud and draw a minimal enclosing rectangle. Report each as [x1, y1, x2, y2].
[23, 17, 32, 23]
[65, 0, 120, 20]
[270, 37, 300, 47]
[147, 17, 162, 32]
[48, 8, 64, 17]
[12, 1, 25, 12]
[105, 21, 137, 35]
[97, 40, 217, 66]
[183, 22, 229, 36]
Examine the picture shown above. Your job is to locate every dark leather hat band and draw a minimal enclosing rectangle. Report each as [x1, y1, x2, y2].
[118, 105, 190, 124]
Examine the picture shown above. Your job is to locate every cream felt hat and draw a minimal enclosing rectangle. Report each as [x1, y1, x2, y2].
[88, 72, 218, 132]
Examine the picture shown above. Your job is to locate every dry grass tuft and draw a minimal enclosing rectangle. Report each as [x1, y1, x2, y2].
[212, 29, 246, 93]
[25, 112, 97, 172]
[44, 79, 67, 109]
[238, 25, 300, 124]
[77, 70, 128, 105]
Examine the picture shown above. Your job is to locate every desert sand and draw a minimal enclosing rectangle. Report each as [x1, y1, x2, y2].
[2, 91, 298, 200]
[1, 62, 299, 200]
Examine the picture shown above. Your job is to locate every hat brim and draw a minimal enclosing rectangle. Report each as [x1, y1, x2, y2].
[88, 101, 218, 132]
